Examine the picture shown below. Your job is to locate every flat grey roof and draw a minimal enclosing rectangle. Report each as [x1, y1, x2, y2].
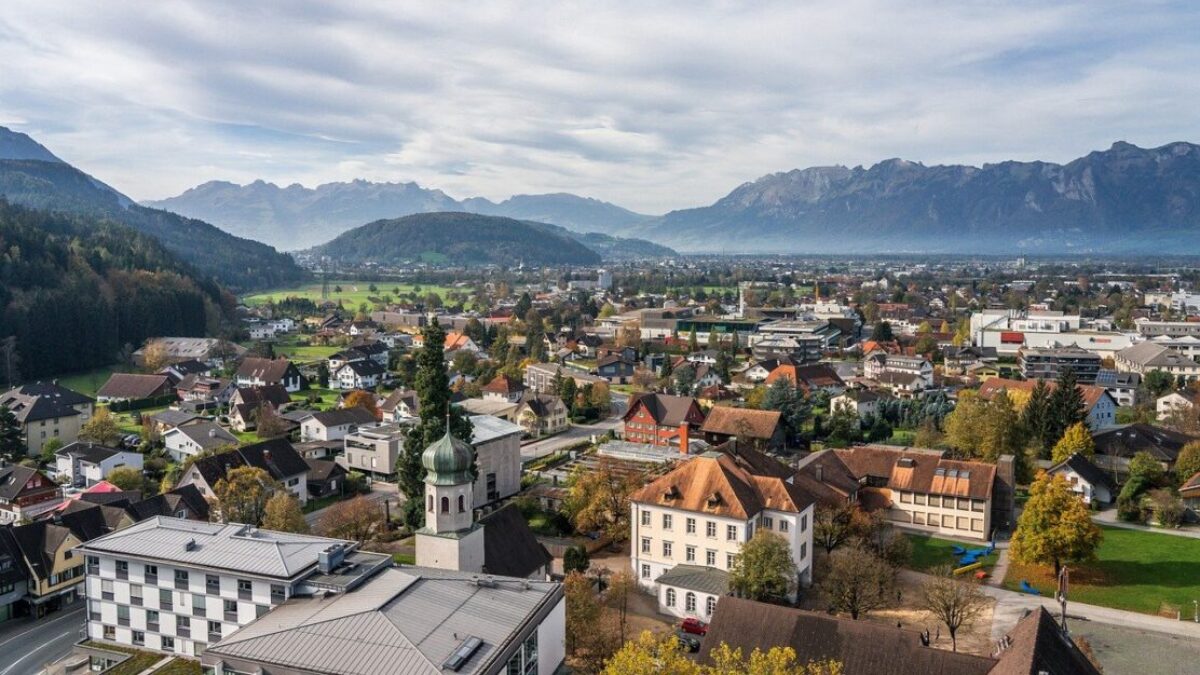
[205, 567, 563, 675]
[79, 517, 354, 579]
[470, 415, 523, 444]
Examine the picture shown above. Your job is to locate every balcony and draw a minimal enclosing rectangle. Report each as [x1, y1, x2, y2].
[130, 596, 142, 607]
[174, 578, 189, 591]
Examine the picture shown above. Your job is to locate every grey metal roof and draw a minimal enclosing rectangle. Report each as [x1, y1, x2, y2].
[655, 564, 730, 595]
[170, 421, 238, 449]
[469, 415, 523, 444]
[206, 567, 563, 675]
[78, 517, 354, 579]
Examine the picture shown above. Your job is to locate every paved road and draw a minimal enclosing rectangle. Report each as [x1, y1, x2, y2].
[0, 605, 85, 675]
[304, 482, 401, 527]
[520, 417, 622, 462]
[1092, 508, 1200, 539]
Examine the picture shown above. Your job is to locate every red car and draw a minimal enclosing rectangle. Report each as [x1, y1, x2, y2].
[680, 618, 708, 635]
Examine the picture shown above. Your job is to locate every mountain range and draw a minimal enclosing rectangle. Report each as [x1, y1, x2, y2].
[150, 141, 1200, 255]
[0, 127, 305, 290]
[147, 180, 653, 249]
[636, 141, 1200, 254]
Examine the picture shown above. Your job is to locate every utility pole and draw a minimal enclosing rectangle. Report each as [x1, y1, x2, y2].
[1056, 566, 1070, 633]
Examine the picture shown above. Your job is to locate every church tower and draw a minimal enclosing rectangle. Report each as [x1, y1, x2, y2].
[414, 428, 485, 572]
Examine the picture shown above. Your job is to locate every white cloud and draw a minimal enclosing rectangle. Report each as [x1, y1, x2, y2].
[0, 0, 1197, 213]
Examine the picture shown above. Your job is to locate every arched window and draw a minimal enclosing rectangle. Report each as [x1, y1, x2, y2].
[427, 495, 433, 512]
[685, 592, 696, 613]
[665, 588, 676, 607]
[458, 495, 465, 513]
[440, 496, 449, 513]
[706, 596, 717, 616]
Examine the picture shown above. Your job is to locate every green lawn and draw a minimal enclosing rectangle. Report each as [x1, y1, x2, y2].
[1004, 525, 1200, 616]
[81, 642, 163, 675]
[151, 659, 202, 675]
[905, 533, 997, 572]
[57, 364, 121, 398]
[243, 280, 457, 307]
[392, 552, 416, 565]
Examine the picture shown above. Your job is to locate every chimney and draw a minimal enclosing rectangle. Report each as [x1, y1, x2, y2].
[815, 464, 824, 482]
[263, 449, 271, 462]
[678, 423, 690, 455]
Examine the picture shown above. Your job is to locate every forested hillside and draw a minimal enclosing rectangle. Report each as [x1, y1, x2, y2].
[0, 151, 306, 291]
[0, 199, 229, 380]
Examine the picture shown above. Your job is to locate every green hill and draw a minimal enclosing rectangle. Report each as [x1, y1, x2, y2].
[309, 212, 604, 266]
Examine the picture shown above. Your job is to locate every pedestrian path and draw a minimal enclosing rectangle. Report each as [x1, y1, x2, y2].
[1091, 509, 1200, 539]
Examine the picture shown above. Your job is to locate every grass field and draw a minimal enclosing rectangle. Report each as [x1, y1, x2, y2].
[262, 333, 342, 363]
[243, 280, 457, 307]
[1003, 524, 1200, 616]
[57, 364, 121, 398]
[906, 533, 998, 572]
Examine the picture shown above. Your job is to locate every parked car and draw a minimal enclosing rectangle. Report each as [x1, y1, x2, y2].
[680, 617, 708, 635]
[673, 630, 701, 652]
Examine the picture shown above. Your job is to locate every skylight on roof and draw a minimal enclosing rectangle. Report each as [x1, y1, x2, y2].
[444, 636, 483, 672]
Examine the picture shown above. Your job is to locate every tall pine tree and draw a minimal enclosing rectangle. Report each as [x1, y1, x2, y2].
[1048, 368, 1087, 446]
[398, 318, 474, 501]
[1022, 379, 1054, 457]
[0, 404, 23, 457]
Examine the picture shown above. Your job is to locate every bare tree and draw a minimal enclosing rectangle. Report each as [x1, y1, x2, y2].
[818, 541, 895, 620]
[918, 565, 990, 652]
[813, 503, 857, 555]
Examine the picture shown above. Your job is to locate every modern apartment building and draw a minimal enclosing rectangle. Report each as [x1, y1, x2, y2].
[78, 517, 390, 657]
[1018, 346, 1102, 383]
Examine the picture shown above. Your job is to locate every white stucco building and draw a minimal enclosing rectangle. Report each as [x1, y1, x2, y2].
[628, 446, 815, 621]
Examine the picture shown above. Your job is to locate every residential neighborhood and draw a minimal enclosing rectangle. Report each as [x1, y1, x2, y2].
[2, 5, 1199, 673]
[7, 261, 1200, 675]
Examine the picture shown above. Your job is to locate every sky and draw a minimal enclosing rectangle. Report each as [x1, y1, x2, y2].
[1, 1, 1198, 214]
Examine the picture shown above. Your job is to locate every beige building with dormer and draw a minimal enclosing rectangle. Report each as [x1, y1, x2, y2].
[628, 443, 815, 621]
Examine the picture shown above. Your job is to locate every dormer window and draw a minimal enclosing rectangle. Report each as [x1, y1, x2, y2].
[706, 492, 722, 507]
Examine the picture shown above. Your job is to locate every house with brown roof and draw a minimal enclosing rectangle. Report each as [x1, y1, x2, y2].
[763, 363, 846, 394]
[628, 444, 816, 620]
[622, 393, 706, 453]
[699, 597, 1101, 675]
[700, 406, 784, 450]
[0, 465, 63, 524]
[834, 445, 1001, 541]
[95, 373, 174, 404]
[978, 378, 1118, 429]
[481, 374, 526, 404]
[235, 357, 305, 392]
[1181, 471, 1200, 513]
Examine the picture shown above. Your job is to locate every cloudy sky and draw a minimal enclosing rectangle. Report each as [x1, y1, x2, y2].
[1, 1, 1197, 213]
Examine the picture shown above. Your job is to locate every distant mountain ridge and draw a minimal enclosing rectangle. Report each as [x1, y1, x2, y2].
[630, 141, 1200, 254]
[147, 180, 654, 249]
[0, 126, 305, 290]
[307, 212, 605, 266]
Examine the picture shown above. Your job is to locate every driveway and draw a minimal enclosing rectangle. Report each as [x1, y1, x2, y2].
[304, 481, 401, 527]
[0, 604, 85, 675]
[520, 418, 622, 462]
